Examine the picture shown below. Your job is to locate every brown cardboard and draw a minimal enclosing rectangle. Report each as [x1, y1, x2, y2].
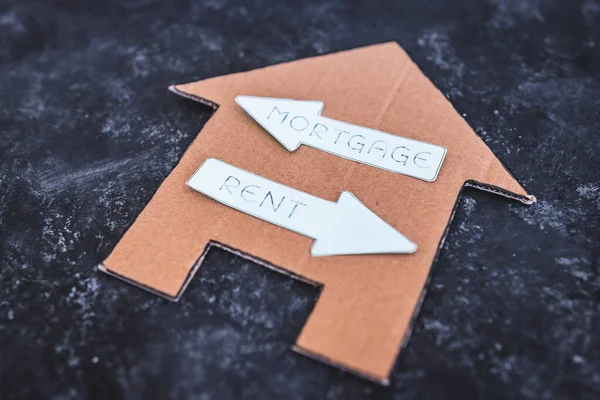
[101, 42, 534, 384]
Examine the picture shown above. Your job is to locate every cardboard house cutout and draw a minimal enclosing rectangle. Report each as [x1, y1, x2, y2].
[100, 42, 534, 384]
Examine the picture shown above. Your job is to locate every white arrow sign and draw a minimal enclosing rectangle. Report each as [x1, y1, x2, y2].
[187, 158, 417, 256]
[236, 96, 447, 182]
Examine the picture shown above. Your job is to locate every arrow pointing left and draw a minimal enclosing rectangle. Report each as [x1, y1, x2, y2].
[187, 158, 417, 256]
[236, 95, 447, 182]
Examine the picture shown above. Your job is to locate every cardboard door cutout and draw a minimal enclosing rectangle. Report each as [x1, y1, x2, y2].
[100, 42, 535, 384]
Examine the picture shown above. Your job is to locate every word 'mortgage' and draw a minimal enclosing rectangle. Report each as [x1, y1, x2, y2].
[268, 106, 432, 169]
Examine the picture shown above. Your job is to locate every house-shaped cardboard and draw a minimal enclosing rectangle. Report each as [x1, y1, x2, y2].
[101, 42, 534, 384]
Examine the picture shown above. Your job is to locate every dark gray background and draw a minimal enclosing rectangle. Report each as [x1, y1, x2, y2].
[1, 0, 599, 399]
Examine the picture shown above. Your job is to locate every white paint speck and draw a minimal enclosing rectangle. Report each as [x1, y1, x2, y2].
[0, 12, 25, 33]
[576, 184, 599, 201]
[68, 355, 80, 367]
[417, 29, 466, 79]
[510, 200, 585, 235]
[573, 354, 585, 364]
[556, 257, 580, 266]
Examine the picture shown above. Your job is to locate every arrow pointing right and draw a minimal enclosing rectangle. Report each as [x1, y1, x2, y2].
[187, 158, 417, 256]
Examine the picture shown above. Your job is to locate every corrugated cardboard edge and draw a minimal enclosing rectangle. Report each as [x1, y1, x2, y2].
[98, 63, 536, 385]
[98, 240, 322, 301]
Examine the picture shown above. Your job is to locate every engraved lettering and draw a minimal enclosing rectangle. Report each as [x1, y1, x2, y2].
[290, 116, 309, 131]
[240, 185, 259, 202]
[267, 106, 289, 124]
[414, 152, 431, 168]
[309, 123, 328, 140]
[288, 199, 307, 218]
[348, 135, 366, 153]
[367, 140, 387, 157]
[219, 176, 240, 194]
[391, 146, 410, 166]
[334, 129, 349, 144]
[260, 191, 286, 212]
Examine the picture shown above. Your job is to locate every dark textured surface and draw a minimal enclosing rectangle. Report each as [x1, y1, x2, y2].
[1, 0, 599, 399]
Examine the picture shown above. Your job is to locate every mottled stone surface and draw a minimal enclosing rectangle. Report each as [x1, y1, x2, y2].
[1, 0, 599, 399]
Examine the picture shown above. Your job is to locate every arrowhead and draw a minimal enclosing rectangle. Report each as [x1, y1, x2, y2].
[235, 95, 324, 151]
[311, 192, 417, 256]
